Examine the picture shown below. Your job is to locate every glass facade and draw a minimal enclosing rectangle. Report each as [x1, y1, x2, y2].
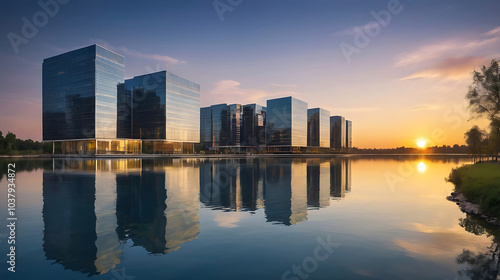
[200, 103, 245, 148]
[346, 120, 352, 150]
[242, 104, 266, 147]
[330, 116, 346, 150]
[121, 71, 200, 142]
[208, 104, 230, 147]
[228, 104, 242, 146]
[307, 108, 330, 148]
[43, 44, 124, 141]
[117, 83, 132, 139]
[200, 107, 212, 148]
[95, 46, 125, 139]
[266, 97, 308, 147]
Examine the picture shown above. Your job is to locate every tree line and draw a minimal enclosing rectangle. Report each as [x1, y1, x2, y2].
[464, 59, 500, 162]
[0, 131, 51, 155]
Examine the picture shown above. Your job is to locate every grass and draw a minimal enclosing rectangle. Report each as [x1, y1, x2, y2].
[448, 163, 500, 218]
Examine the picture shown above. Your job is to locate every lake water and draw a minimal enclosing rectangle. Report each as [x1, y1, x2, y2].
[1, 156, 499, 280]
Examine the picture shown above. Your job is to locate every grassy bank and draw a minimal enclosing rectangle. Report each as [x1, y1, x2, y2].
[448, 163, 500, 217]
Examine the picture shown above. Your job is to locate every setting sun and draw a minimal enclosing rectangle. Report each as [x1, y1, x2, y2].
[416, 139, 427, 148]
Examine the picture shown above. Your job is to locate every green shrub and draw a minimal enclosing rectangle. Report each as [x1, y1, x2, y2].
[448, 163, 500, 217]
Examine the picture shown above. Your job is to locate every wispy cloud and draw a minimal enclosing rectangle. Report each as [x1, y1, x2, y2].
[394, 27, 500, 67]
[331, 22, 380, 36]
[483, 26, 500, 37]
[120, 47, 186, 64]
[91, 38, 186, 64]
[214, 214, 241, 228]
[400, 56, 486, 81]
[394, 37, 499, 67]
[204, 80, 299, 106]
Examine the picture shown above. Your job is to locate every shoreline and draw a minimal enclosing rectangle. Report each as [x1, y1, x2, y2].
[447, 191, 500, 226]
[0, 153, 472, 159]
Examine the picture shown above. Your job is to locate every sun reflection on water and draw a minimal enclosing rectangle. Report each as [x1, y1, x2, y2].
[418, 161, 427, 173]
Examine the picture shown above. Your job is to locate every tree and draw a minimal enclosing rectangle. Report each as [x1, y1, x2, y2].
[5, 132, 16, 155]
[466, 59, 500, 161]
[0, 131, 4, 154]
[465, 126, 485, 163]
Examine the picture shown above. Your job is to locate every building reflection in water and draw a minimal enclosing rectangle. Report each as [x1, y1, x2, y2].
[42, 157, 351, 276]
[307, 160, 330, 209]
[200, 159, 264, 212]
[43, 171, 101, 276]
[115, 170, 168, 254]
[330, 159, 351, 198]
[199, 158, 351, 226]
[264, 159, 308, 225]
[42, 158, 200, 276]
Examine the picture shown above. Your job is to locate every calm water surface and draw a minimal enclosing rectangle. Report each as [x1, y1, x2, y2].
[1, 156, 499, 280]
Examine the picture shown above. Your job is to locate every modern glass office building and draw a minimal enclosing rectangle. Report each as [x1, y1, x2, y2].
[266, 97, 308, 148]
[200, 104, 258, 148]
[307, 108, 330, 148]
[346, 120, 352, 150]
[44, 45, 199, 154]
[117, 70, 200, 153]
[330, 116, 346, 151]
[200, 104, 230, 148]
[200, 107, 213, 148]
[42, 44, 142, 154]
[242, 104, 266, 147]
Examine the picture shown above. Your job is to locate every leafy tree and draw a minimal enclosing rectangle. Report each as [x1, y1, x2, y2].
[466, 59, 500, 161]
[5, 132, 16, 155]
[0, 131, 4, 154]
[465, 126, 486, 162]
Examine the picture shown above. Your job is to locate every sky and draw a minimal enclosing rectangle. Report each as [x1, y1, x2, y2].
[0, 0, 499, 148]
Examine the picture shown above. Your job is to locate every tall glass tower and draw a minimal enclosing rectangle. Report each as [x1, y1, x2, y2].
[307, 108, 330, 148]
[330, 116, 346, 151]
[118, 70, 200, 153]
[346, 120, 352, 150]
[266, 97, 308, 147]
[43, 44, 126, 154]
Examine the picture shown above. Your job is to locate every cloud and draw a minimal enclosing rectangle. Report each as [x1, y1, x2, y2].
[214, 214, 241, 228]
[394, 223, 490, 258]
[394, 37, 499, 67]
[331, 22, 380, 36]
[400, 56, 486, 80]
[270, 83, 298, 88]
[120, 47, 186, 65]
[483, 26, 500, 37]
[90, 38, 186, 64]
[204, 80, 299, 106]
[394, 26, 500, 68]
